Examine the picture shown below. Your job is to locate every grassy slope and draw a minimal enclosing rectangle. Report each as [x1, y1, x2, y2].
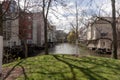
[3, 55, 120, 80]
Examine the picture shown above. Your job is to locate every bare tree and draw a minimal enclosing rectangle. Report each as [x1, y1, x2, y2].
[42, 0, 52, 55]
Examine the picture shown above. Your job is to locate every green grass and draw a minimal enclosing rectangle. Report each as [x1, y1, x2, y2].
[3, 55, 120, 80]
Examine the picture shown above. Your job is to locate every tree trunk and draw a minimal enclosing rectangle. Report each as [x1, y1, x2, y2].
[111, 0, 118, 59]
[23, 40, 28, 58]
[44, 18, 48, 55]
[42, 0, 51, 55]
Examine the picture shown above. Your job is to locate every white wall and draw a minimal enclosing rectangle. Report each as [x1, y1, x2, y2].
[87, 25, 92, 40]
[40, 17, 45, 46]
[87, 20, 113, 49]
[0, 36, 3, 74]
[32, 20, 38, 45]
[3, 19, 21, 47]
[32, 13, 45, 46]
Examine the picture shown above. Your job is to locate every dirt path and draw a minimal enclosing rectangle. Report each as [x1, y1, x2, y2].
[1, 67, 23, 80]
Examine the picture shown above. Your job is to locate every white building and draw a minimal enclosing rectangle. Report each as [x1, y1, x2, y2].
[87, 17, 120, 53]
[3, 19, 21, 47]
[2, 0, 21, 47]
[48, 24, 56, 43]
[32, 12, 45, 46]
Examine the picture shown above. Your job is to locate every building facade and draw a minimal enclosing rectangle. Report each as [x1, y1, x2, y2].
[32, 12, 57, 47]
[19, 11, 33, 45]
[2, 0, 21, 47]
[47, 24, 56, 43]
[87, 17, 120, 53]
[32, 12, 45, 46]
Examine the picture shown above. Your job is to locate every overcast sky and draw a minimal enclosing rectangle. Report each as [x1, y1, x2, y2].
[48, 0, 112, 33]
[49, 0, 120, 33]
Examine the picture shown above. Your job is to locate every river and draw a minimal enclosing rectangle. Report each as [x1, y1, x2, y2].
[49, 43, 80, 54]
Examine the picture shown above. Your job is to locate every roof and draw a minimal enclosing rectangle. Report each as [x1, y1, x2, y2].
[90, 17, 120, 25]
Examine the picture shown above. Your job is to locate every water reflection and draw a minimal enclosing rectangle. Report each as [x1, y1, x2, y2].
[49, 43, 79, 54]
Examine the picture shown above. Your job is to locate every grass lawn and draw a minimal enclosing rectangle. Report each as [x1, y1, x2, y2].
[2, 55, 120, 80]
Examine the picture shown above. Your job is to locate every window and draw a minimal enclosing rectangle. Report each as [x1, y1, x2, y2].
[3, 21, 11, 40]
[101, 41, 105, 47]
[101, 32, 108, 36]
[27, 40, 32, 44]
[27, 33, 32, 38]
[10, 0, 17, 13]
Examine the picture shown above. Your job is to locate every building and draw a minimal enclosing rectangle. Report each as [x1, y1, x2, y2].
[2, 0, 21, 47]
[32, 12, 57, 47]
[19, 11, 33, 45]
[56, 30, 67, 43]
[87, 17, 120, 53]
[32, 12, 45, 47]
[78, 27, 87, 43]
[47, 24, 56, 43]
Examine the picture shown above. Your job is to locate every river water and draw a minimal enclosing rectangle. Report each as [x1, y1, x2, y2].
[49, 43, 80, 54]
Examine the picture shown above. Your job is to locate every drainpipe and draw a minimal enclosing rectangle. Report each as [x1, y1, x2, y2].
[0, 3, 3, 77]
[0, 36, 3, 77]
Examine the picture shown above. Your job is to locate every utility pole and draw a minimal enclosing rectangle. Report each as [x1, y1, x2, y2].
[0, 2, 3, 77]
[75, 1, 79, 55]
